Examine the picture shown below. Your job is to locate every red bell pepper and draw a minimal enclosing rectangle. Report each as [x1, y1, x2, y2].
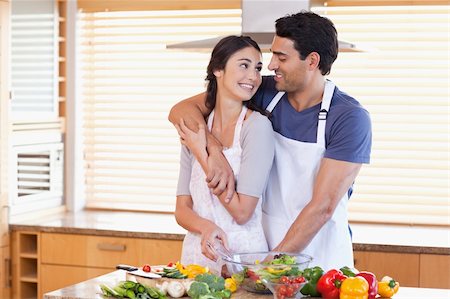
[356, 271, 378, 299]
[316, 269, 347, 299]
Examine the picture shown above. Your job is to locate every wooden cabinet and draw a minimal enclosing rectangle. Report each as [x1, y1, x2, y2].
[354, 251, 420, 287]
[419, 254, 450, 289]
[40, 264, 110, 295]
[11, 231, 40, 299]
[354, 251, 450, 289]
[40, 232, 183, 295]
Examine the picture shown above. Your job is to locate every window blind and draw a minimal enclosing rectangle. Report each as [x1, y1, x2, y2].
[80, 6, 449, 226]
[80, 9, 241, 211]
[11, 0, 58, 121]
[315, 5, 450, 225]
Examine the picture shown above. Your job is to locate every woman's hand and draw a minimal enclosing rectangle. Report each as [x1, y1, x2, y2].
[200, 222, 229, 261]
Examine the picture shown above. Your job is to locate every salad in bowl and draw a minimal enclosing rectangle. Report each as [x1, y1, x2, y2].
[222, 251, 312, 297]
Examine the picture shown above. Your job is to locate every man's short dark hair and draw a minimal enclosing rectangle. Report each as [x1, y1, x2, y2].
[275, 11, 338, 75]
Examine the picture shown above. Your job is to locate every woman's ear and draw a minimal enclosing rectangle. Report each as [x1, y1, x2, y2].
[213, 69, 223, 78]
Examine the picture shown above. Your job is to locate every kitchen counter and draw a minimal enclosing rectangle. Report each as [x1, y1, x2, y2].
[10, 210, 450, 254]
[43, 269, 450, 299]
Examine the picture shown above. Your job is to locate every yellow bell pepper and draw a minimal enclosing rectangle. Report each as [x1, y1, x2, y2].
[378, 276, 400, 298]
[174, 262, 209, 278]
[225, 277, 238, 293]
[340, 276, 369, 299]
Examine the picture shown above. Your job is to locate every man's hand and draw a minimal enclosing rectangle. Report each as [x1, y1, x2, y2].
[206, 143, 235, 202]
[176, 118, 207, 162]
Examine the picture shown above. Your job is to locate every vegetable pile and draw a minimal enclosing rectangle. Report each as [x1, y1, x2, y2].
[100, 280, 166, 299]
[101, 262, 236, 299]
[102, 260, 401, 299]
[298, 266, 400, 299]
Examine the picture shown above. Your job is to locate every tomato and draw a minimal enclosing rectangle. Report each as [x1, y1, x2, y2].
[293, 276, 305, 284]
[280, 276, 290, 284]
[142, 264, 151, 272]
[246, 270, 260, 282]
[285, 285, 295, 297]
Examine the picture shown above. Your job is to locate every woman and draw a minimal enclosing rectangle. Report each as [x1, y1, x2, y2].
[174, 35, 274, 274]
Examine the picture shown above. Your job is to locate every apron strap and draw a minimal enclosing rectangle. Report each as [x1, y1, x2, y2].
[231, 106, 248, 147]
[207, 110, 214, 131]
[316, 80, 336, 147]
[266, 91, 285, 113]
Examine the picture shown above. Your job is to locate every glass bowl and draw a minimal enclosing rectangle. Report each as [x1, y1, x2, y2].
[221, 251, 312, 296]
[262, 277, 307, 299]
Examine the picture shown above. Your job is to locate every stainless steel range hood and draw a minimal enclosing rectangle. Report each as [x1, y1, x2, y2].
[167, 0, 361, 52]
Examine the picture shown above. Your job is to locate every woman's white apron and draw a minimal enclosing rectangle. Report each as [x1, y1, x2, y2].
[181, 106, 268, 274]
[262, 80, 353, 271]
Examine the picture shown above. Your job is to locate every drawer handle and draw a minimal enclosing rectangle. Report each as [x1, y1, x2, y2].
[97, 243, 126, 252]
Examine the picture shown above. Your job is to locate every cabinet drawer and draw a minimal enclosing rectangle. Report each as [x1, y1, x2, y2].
[41, 233, 141, 267]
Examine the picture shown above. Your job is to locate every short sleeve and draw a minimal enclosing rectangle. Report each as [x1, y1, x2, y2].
[176, 145, 193, 196]
[325, 107, 372, 163]
[236, 112, 275, 198]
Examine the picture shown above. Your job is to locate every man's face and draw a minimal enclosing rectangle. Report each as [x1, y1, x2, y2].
[268, 36, 310, 93]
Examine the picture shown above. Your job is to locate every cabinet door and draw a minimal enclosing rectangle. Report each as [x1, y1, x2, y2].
[42, 233, 142, 268]
[40, 264, 110, 296]
[419, 254, 450, 288]
[141, 238, 182, 265]
[354, 251, 420, 287]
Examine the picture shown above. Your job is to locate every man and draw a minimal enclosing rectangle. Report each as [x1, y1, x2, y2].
[169, 11, 372, 270]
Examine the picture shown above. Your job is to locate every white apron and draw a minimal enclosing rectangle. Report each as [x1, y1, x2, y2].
[262, 80, 353, 271]
[181, 106, 268, 274]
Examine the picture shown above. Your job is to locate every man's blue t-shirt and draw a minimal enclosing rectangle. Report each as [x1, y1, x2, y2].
[251, 76, 372, 164]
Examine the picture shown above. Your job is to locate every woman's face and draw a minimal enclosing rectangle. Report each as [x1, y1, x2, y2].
[215, 46, 263, 102]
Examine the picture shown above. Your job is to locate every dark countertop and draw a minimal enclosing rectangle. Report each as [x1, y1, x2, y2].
[10, 209, 450, 255]
[43, 269, 450, 299]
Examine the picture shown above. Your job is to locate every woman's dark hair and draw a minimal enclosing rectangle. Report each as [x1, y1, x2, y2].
[275, 11, 338, 75]
[205, 35, 265, 115]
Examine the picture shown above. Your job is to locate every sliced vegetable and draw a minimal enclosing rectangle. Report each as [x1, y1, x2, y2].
[270, 253, 297, 265]
[224, 278, 237, 293]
